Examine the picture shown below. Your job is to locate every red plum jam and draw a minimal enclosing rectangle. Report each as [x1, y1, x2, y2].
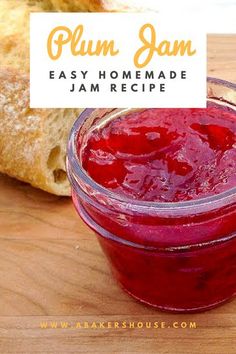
[67, 78, 236, 312]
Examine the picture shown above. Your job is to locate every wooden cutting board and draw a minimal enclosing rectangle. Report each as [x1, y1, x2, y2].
[0, 35, 236, 354]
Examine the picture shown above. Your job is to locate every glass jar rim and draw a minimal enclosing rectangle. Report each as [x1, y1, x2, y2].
[67, 77, 236, 216]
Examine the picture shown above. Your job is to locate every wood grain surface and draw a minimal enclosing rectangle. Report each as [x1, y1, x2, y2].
[0, 34, 236, 354]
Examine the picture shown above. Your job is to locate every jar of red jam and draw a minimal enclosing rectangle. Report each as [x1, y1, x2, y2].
[67, 78, 236, 312]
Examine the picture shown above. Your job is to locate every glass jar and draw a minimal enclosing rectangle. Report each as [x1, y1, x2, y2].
[67, 78, 236, 312]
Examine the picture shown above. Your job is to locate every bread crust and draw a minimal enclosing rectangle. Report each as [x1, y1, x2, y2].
[48, 0, 149, 12]
[0, 0, 79, 195]
[0, 68, 82, 195]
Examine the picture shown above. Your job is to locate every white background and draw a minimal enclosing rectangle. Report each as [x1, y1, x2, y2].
[30, 13, 206, 108]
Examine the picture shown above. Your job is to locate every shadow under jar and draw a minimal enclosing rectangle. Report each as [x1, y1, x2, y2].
[67, 78, 236, 312]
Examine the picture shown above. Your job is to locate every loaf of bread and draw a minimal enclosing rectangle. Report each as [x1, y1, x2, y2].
[48, 0, 153, 12]
[0, 0, 83, 195]
[0, 69, 82, 195]
[0, 0, 156, 195]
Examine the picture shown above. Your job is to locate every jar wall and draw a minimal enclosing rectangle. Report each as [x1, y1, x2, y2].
[67, 78, 236, 312]
[98, 232, 236, 312]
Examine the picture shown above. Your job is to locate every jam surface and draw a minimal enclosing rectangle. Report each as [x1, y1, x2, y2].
[82, 105, 236, 202]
